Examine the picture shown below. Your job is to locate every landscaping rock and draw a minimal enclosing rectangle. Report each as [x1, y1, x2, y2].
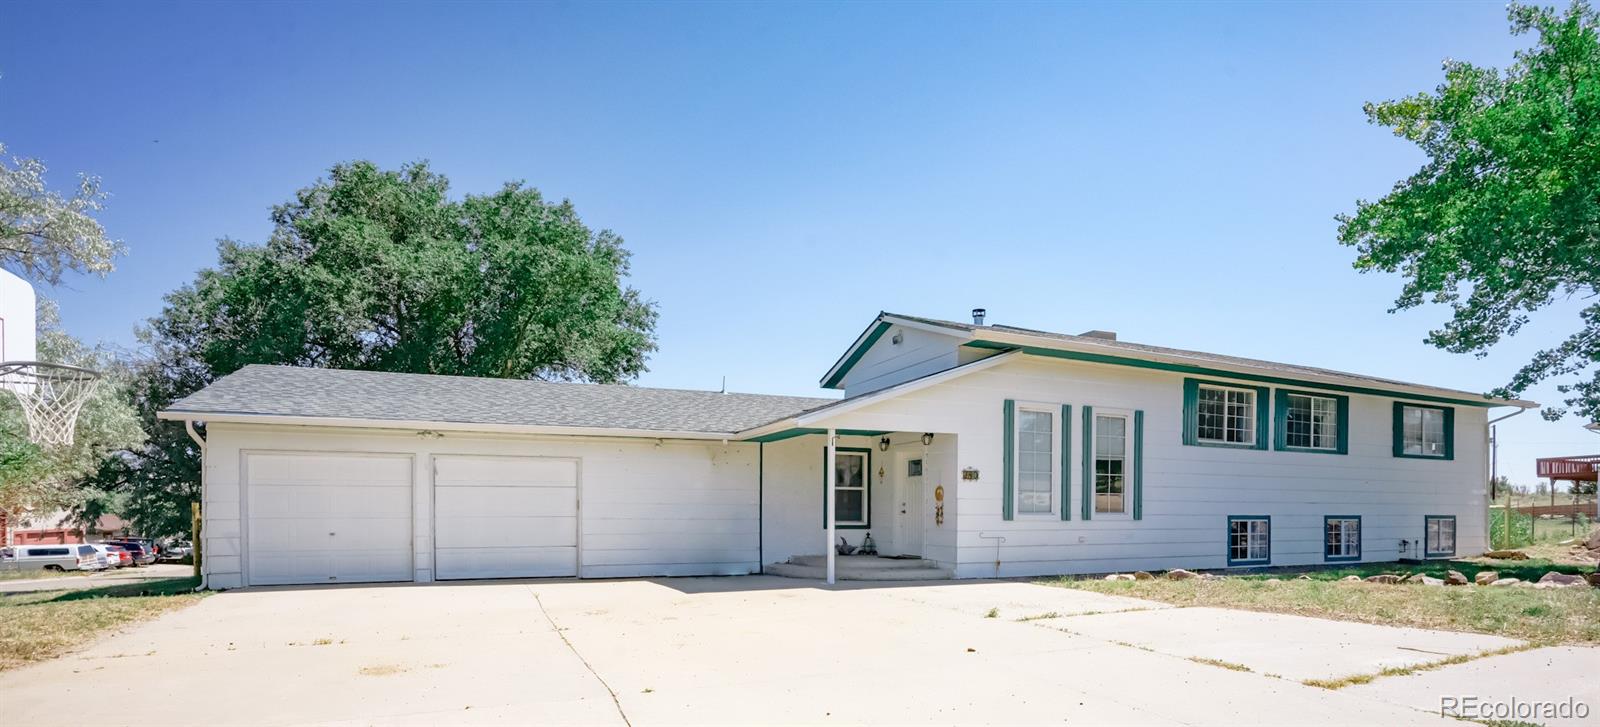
[1133, 571, 1154, 580]
[1165, 569, 1198, 581]
[1536, 572, 1587, 588]
[1418, 575, 1445, 586]
[1474, 570, 1499, 586]
[1587, 530, 1600, 550]
[1482, 549, 1530, 560]
[1341, 575, 1362, 582]
[1445, 570, 1470, 586]
[1104, 573, 1136, 581]
[1364, 574, 1403, 584]
[1489, 578, 1521, 587]
[1587, 573, 1600, 588]
[1295, 574, 1313, 580]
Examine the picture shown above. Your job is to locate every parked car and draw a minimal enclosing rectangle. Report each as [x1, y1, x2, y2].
[104, 540, 155, 566]
[157, 540, 192, 562]
[0, 544, 106, 572]
[94, 543, 132, 568]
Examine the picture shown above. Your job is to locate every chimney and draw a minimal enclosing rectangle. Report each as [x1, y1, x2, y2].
[1080, 329, 1117, 341]
[971, 308, 987, 326]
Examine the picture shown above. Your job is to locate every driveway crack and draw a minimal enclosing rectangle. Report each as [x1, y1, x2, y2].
[530, 588, 633, 727]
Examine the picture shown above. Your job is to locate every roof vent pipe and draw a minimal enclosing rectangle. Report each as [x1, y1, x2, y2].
[971, 308, 986, 326]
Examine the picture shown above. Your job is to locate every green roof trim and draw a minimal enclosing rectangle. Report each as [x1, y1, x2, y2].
[965, 341, 1503, 408]
[822, 320, 893, 390]
[744, 427, 891, 443]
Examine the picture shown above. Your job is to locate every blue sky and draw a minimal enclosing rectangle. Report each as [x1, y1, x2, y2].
[2, 1, 1594, 488]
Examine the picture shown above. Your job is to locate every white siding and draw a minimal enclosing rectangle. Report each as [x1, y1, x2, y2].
[200, 423, 760, 588]
[758, 433, 958, 570]
[839, 325, 966, 397]
[809, 355, 1492, 578]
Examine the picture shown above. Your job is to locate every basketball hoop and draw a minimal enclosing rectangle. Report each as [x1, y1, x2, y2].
[0, 361, 100, 448]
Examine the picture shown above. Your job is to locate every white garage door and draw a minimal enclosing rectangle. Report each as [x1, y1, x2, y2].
[433, 455, 578, 579]
[245, 452, 414, 586]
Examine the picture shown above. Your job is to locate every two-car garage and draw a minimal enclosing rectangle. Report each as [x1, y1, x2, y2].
[243, 451, 578, 586]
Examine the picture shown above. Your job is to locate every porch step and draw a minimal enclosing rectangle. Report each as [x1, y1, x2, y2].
[787, 554, 941, 570]
[767, 555, 952, 581]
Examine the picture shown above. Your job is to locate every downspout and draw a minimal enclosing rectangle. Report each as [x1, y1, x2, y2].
[1485, 408, 1527, 551]
[184, 419, 208, 592]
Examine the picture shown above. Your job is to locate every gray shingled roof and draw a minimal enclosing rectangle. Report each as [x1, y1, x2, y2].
[166, 365, 835, 434]
[883, 312, 1525, 404]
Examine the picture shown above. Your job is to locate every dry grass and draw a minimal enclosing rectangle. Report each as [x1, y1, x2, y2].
[1188, 656, 1252, 672]
[0, 577, 206, 671]
[358, 663, 410, 676]
[1300, 643, 1538, 690]
[1042, 562, 1599, 644]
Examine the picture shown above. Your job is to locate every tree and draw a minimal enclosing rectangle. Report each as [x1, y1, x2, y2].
[1338, 1, 1600, 421]
[0, 143, 125, 285]
[93, 160, 658, 537]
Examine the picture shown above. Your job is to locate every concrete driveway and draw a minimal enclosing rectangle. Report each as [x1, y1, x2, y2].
[1, 576, 1593, 726]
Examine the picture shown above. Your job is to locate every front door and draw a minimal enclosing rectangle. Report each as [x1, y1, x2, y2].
[896, 453, 924, 557]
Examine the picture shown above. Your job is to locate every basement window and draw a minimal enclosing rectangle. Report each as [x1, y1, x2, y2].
[1425, 515, 1456, 558]
[1227, 516, 1270, 566]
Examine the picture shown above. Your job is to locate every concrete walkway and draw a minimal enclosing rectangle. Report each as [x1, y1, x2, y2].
[0, 576, 1581, 726]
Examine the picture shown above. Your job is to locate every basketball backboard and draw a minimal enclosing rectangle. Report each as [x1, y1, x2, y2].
[0, 267, 37, 366]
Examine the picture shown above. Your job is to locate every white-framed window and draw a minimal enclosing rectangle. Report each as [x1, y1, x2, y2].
[1014, 406, 1056, 515]
[1401, 405, 1448, 457]
[1197, 384, 1256, 445]
[1425, 515, 1456, 557]
[1324, 517, 1360, 561]
[1227, 516, 1270, 565]
[831, 449, 869, 526]
[1094, 412, 1130, 514]
[1286, 393, 1339, 450]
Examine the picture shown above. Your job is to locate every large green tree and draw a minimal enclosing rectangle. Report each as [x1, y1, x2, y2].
[95, 161, 658, 537]
[1338, 1, 1599, 421]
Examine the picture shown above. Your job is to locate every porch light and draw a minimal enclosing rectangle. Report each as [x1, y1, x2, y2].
[921, 432, 934, 446]
[878, 437, 891, 452]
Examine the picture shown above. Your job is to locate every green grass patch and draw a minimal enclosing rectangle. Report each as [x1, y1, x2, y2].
[1041, 561, 1599, 644]
[0, 577, 207, 671]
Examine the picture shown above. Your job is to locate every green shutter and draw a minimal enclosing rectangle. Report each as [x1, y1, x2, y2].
[1081, 405, 1094, 521]
[1061, 405, 1072, 521]
[1392, 402, 1406, 458]
[1336, 395, 1350, 454]
[1442, 407, 1455, 460]
[1181, 380, 1199, 446]
[1002, 399, 1015, 521]
[1132, 409, 1144, 521]
[1254, 388, 1270, 450]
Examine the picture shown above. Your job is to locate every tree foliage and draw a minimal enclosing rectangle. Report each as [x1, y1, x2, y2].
[1338, 1, 1600, 421]
[0, 143, 124, 285]
[93, 160, 658, 537]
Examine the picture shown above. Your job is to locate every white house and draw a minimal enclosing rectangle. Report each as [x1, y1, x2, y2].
[159, 310, 1534, 588]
